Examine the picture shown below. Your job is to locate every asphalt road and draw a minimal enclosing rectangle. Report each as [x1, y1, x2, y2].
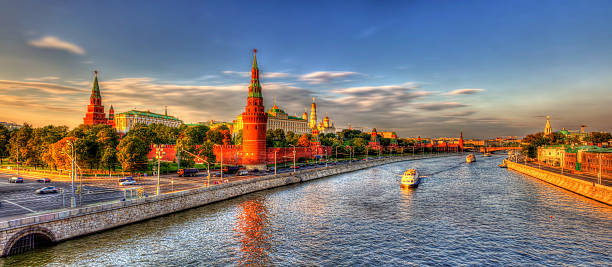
[0, 156, 423, 221]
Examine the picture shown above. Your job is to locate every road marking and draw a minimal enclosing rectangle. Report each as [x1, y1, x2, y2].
[3, 200, 36, 212]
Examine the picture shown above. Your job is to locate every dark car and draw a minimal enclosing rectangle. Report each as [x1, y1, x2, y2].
[35, 186, 58, 194]
[9, 177, 23, 183]
[37, 178, 51, 183]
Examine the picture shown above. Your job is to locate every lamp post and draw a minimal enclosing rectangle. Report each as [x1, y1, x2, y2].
[274, 150, 277, 176]
[155, 144, 165, 195]
[290, 145, 296, 173]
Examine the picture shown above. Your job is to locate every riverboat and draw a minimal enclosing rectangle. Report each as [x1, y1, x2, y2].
[498, 160, 507, 168]
[483, 152, 491, 157]
[466, 154, 476, 163]
[400, 169, 420, 188]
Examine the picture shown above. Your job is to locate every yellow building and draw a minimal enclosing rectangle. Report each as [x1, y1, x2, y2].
[233, 101, 310, 135]
[114, 110, 182, 134]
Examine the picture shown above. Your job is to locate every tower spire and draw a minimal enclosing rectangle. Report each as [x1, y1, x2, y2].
[248, 49, 262, 98]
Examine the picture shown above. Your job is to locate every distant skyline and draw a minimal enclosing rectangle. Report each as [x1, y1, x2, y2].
[1, 0, 611, 138]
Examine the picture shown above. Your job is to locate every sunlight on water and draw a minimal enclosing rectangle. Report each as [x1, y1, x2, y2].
[2, 155, 611, 266]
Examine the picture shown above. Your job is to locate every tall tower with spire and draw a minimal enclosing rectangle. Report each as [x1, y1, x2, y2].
[309, 97, 317, 128]
[241, 49, 268, 170]
[544, 116, 552, 136]
[83, 71, 110, 125]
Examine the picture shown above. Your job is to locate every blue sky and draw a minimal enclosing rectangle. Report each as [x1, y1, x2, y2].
[0, 0, 611, 138]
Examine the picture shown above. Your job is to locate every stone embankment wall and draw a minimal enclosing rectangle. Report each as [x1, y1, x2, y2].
[0, 155, 429, 256]
[507, 161, 612, 205]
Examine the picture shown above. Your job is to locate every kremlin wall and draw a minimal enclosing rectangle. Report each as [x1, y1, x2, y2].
[82, 49, 466, 168]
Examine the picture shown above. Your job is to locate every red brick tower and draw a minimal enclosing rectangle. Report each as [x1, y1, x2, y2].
[108, 105, 116, 127]
[241, 50, 268, 170]
[83, 71, 109, 125]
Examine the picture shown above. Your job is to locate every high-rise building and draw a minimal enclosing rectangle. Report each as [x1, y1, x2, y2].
[241, 50, 268, 170]
[83, 71, 114, 126]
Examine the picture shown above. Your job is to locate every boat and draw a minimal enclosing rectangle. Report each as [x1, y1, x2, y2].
[498, 160, 507, 168]
[466, 154, 476, 163]
[401, 169, 420, 188]
[483, 152, 491, 157]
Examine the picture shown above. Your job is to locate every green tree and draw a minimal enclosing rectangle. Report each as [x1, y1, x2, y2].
[352, 138, 367, 154]
[101, 146, 118, 174]
[234, 130, 243, 145]
[586, 132, 612, 144]
[9, 124, 33, 166]
[117, 135, 149, 174]
[0, 125, 11, 164]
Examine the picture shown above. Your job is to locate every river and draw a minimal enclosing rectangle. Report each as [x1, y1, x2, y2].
[2, 155, 611, 266]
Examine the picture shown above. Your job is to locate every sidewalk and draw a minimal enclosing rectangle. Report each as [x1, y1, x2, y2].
[516, 160, 612, 187]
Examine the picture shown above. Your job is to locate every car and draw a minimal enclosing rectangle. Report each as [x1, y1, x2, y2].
[37, 178, 51, 183]
[35, 186, 58, 194]
[8, 177, 23, 183]
[119, 180, 137, 186]
[290, 166, 300, 169]
[119, 177, 134, 183]
[237, 170, 249, 176]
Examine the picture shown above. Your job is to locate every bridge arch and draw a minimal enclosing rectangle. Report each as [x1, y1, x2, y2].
[2, 227, 56, 257]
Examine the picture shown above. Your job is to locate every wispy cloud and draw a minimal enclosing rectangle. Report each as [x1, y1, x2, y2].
[28, 36, 85, 55]
[0, 80, 85, 94]
[415, 102, 468, 111]
[299, 71, 360, 84]
[25, 76, 60, 81]
[443, 88, 485, 95]
[223, 70, 291, 79]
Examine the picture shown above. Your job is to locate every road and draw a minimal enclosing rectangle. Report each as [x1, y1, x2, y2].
[0, 156, 428, 220]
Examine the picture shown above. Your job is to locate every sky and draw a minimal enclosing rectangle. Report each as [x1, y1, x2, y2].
[0, 0, 611, 138]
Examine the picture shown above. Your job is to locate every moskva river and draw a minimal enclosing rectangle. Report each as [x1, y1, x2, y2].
[3, 155, 611, 266]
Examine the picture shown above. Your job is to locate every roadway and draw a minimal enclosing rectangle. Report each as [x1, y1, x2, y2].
[0, 155, 426, 221]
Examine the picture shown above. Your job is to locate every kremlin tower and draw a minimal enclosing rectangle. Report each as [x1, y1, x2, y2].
[83, 71, 113, 126]
[309, 97, 317, 128]
[241, 49, 268, 170]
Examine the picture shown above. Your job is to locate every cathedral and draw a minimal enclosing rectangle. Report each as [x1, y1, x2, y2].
[306, 97, 336, 134]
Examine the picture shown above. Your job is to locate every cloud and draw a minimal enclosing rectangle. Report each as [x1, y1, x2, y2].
[299, 71, 360, 84]
[415, 102, 468, 111]
[25, 76, 60, 81]
[222, 71, 250, 77]
[28, 36, 85, 55]
[223, 71, 291, 79]
[0, 80, 85, 94]
[443, 88, 485, 95]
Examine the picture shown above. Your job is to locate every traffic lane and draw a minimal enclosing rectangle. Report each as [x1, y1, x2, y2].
[524, 162, 612, 186]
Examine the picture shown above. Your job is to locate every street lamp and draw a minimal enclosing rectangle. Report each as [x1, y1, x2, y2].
[155, 144, 165, 195]
[274, 150, 278, 176]
[289, 144, 296, 173]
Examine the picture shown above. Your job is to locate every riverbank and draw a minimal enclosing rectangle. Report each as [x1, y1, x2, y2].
[0, 154, 457, 257]
[507, 161, 612, 205]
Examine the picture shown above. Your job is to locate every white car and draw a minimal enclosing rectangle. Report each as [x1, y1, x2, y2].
[119, 180, 137, 186]
[237, 170, 249, 176]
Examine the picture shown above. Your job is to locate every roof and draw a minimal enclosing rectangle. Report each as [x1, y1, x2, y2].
[116, 110, 182, 121]
[91, 71, 101, 99]
[565, 145, 612, 153]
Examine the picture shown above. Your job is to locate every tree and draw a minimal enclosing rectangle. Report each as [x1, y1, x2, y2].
[586, 132, 612, 144]
[117, 135, 149, 174]
[9, 124, 33, 166]
[234, 130, 243, 145]
[43, 137, 76, 171]
[352, 138, 367, 154]
[267, 129, 286, 147]
[0, 125, 10, 164]
[285, 131, 299, 146]
[101, 146, 118, 174]
[297, 134, 310, 147]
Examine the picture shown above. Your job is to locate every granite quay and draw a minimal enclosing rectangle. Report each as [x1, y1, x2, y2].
[507, 160, 612, 205]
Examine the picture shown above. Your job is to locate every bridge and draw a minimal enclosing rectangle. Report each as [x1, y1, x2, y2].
[478, 147, 521, 153]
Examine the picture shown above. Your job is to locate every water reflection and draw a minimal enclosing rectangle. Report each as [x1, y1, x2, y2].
[234, 198, 272, 266]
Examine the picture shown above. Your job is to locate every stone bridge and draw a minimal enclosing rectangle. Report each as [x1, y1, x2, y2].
[1, 155, 440, 257]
